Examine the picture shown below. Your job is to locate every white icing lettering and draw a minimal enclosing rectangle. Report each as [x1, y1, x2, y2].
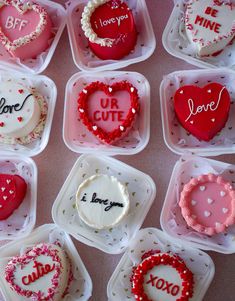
[98, 14, 129, 28]
[5, 16, 29, 31]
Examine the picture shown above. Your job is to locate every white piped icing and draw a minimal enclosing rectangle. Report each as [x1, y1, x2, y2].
[81, 0, 115, 47]
[76, 174, 130, 229]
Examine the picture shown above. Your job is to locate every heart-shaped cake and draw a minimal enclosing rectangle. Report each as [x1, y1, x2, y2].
[77, 81, 140, 144]
[174, 83, 230, 141]
[131, 250, 194, 301]
[5, 243, 70, 301]
[0, 0, 52, 60]
[185, 0, 235, 56]
[81, 0, 137, 60]
[0, 173, 27, 220]
[179, 174, 235, 235]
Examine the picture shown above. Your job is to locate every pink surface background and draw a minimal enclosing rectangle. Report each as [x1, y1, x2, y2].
[8, 0, 235, 300]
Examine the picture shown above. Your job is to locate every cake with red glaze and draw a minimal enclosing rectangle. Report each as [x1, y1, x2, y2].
[174, 83, 230, 141]
[77, 80, 140, 144]
[4, 243, 72, 301]
[0, 173, 27, 220]
[131, 250, 194, 301]
[81, 0, 137, 60]
[0, 0, 53, 60]
[179, 173, 235, 235]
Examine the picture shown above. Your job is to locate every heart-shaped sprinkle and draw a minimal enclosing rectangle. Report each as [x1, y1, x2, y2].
[9, 190, 14, 194]
[220, 191, 226, 197]
[204, 210, 211, 217]
[211, 118, 215, 122]
[17, 117, 23, 122]
[222, 208, 229, 214]
[18, 89, 24, 94]
[3, 196, 7, 200]
[191, 199, 197, 206]
[1, 187, 5, 192]
[215, 222, 222, 228]
[200, 186, 206, 191]
[0, 122, 4, 127]
[6, 179, 11, 184]
[207, 198, 214, 204]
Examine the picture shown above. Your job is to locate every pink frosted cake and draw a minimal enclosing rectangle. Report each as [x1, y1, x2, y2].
[77, 81, 140, 144]
[4, 243, 71, 301]
[179, 173, 235, 235]
[0, 0, 52, 60]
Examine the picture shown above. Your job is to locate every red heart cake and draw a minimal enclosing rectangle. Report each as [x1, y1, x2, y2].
[0, 173, 27, 220]
[81, 0, 137, 60]
[77, 81, 140, 144]
[174, 83, 231, 141]
[131, 250, 194, 301]
[5, 243, 70, 301]
[0, 0, 52, 60]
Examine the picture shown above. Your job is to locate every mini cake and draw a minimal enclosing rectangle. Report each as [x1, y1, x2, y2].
[179, 174, 235, 235]
[0, 80, 47, 145]
[81, 0, 137, 60]
[185, 0, 235, 56]
[174, 83, 230, 141]
[0, 0, 52, 60]
[77, 81, 140, 144]
[131, 250, 194, 301]
[0, 173, 27, 220]
[76, 174, 130, 229]
[5, 243, 70, 301]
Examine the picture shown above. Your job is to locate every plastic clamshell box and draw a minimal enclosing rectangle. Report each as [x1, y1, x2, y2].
[52, 154, 156, 254]
[0, 224, 92, 301]
[63, 71, 150, 156]
[107, 227, 215, 301]
[162, 0, 235, 70]
[161, 155, 235, 254]
[66, 0, 156, 72]
[0, 0, 66, 74]
[160, 68, 235, 157]
[0, 68, 57, 157]
[0, 152, 37, 241]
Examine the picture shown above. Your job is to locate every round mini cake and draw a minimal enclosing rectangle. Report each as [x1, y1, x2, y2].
[4, 243, 70, 301]
[174, 83, 230, 141]
[0, 173, 27, 220]
[77, 81, 140, 144]
[76, 174, 130, 229]
[131, 251, 194, 301]
[185, 0, 235, 56]
[179, 174, 235, 235]
[0, 0, 52, 60]
[81, 0, 137, 60]
[0, 80, 47, 145]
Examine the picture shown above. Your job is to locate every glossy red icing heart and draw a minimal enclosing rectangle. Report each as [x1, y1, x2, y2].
[0, 174, 27, 220]
[174, 83, 230, 141]
[77, 81, 140, 144]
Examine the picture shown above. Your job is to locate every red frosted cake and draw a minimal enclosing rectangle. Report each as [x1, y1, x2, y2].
[81, 0, 137, 60]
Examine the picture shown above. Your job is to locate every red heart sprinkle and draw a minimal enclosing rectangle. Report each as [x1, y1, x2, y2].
[0, 122, 4, 127]
[18, 89, 24, 94]
[17, 117, 23, 122]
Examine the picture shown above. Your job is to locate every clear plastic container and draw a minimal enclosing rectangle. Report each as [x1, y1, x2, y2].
[162, 0, 235, 70]
[160, 68, 235, 156]
[0, 152, 37, 241]
[66, 0, 156, 71]
[0, 69, 57, 157]
[161, 155, 235, 254]
[0, 224, 92, 301]
[63, 71, 150, 156]
[0, 0, 66, 74]
[52, 154, 156, 254]
[107, 227, 215, 301]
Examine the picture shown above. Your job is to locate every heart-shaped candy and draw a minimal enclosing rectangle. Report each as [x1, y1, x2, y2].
[5, 243, 70, 301]
[78, 81, 140, 144]
[0, 174, 27, 220]
[174, 83, 230, 141]
[185, 0, 235, 56]
[0, 0, 52, 60]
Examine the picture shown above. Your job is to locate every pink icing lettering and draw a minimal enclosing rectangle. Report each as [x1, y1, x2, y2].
[5, 16, 28, 31]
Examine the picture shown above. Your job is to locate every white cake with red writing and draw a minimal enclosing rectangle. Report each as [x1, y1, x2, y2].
[81, 0, 137, 60]
[0, 80, 47, 145]
[131, 250, 194, 301]
[77, 81, 139, 144]
[0, 0, 53, 60]
[185, 0, 235, 56]
[76, 174, 130, 229]
[5, 243, 70, 301]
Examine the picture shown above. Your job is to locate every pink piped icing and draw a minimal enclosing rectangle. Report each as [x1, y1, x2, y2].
[179, 173, 235, 235]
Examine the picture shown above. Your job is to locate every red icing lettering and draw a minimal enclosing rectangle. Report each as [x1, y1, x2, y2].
[21, 260, 55, 286]
[111, 98, 119, 109]
[100, 98, 119, 109]
[100, 98, 109, 109]
[146, 274, 180, 297]
[204, 6, 218, 17]
[93, 111, 124, 122]
[195, 15, 221, 33]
